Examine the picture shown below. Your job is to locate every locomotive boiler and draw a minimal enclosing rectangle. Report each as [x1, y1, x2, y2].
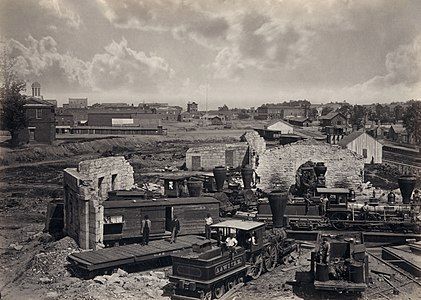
[169, 191, 297, 300]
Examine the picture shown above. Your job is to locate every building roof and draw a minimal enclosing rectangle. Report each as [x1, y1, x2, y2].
[319, 111, 345, 120]
[287, 116, 310, 122]
[390, 124, 407, 134]
[211, 219, 265, 231]
[23, 97, 54, 107]
[337, 130, 365, 147]
[265, 119, 293, 129]
[31, 82, 41, 88]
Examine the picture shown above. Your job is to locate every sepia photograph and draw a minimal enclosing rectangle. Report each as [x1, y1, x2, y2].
[0, 1, 420, 299]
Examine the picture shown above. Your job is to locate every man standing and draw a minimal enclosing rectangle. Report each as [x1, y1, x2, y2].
[141, 215, 151, 245]
[361, 202, 369, 220]
[170, 215, 180, 243]
[319, 237, 330, 264]
[205, 213, 213, 239]
[225, 233, 238, 259]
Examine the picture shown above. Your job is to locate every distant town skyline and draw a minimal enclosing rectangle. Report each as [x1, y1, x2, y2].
[2, 1, 420, 107]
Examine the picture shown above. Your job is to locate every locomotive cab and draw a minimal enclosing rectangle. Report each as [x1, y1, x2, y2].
[169, 220, 277, 299]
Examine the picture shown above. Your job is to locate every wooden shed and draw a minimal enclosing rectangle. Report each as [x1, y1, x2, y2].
[103, 196, 220, 243]
[338, 130, 383, 164]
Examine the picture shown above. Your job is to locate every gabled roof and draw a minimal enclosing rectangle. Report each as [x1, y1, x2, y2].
[266, 119, 293, 129]
[319, 111, 345, 120]
[338, 130, 382, 147]
[390, 124, 407, 134]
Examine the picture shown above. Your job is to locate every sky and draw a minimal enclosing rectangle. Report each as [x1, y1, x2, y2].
[1, 0, 420, 108]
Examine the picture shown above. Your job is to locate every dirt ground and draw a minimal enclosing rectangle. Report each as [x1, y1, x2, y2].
[0, 127, 419, 300]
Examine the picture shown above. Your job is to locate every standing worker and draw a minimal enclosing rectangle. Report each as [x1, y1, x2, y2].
[205, 213, 213, 239]
[319, 237, 331, 264]
[170, 215, 180, 243]
[225, 232, 238, 259]
[361, 201, 369, 220]
[141, 215, 151, 245]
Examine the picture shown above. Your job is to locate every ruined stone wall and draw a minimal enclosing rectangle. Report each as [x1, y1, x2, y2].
[63, 156, 134, 250]
[186, 143, 249, 171]
[241, 130, 266, 155]
[256, 139, 365, 191]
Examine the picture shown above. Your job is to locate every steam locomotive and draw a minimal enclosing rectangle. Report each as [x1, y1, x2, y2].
[257, 163, 420, 233]
[169, 191, 297, 300]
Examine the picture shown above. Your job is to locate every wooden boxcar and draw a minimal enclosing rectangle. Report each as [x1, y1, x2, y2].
[103, 196, 220, 244]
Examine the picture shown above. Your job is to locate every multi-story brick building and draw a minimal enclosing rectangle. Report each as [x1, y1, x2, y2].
[24, 97, 56, 144]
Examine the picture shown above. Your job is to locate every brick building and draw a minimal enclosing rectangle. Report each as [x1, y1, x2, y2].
[187, 101, 198, 113]
[24, 97, 56, 144]
[257, 104, 306, 119]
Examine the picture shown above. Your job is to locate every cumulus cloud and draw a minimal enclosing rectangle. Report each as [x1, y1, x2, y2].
[9, 36, 90, 89]
[8, 36, 175, 94]
[364, 36, 421, 88]
[90, 38, 174, 92]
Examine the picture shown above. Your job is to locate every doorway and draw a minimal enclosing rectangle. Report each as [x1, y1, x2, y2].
[165, 207, 173, 231]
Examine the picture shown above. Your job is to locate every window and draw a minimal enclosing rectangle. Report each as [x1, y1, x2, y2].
[98, 177, 104, 197]
[337, 120, 342, 125]
[36, 109, 42, 119]
[104, 215, 123, 224]
[363, 149, 368, 158]
[111, 174, 117, 190]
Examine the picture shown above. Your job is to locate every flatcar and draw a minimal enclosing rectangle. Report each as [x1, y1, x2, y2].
[169, 191, 297, 300]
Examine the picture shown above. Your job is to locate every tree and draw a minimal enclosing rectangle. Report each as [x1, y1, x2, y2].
[393, 105, 404, 122]
[0, 46, 27, 146]
[403, 101, 421, 144]
[349, 105, 367, 129]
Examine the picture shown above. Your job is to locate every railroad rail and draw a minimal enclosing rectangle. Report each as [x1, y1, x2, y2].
[286, 230, 421, 247]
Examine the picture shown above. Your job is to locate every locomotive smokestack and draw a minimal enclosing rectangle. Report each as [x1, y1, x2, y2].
[241, 164, 253, 190]
[213, 166, 226, 192]
[268, 191, 288, 228]
[398, 175, 416, 204]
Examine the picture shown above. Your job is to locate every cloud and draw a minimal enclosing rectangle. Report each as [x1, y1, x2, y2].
[363, 35, 421, 88]
[8, 36, 175, 94]
[39, 0, 82, 29]
[212, 47, 245, 80]
[89, 38, 174, 92]
[9, 36, 90, 90]
[97, 0, 229, 48]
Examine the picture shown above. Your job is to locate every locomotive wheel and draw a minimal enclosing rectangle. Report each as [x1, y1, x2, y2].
[214, 283, 225, 299]
[203, 291, 212, 300]
[330, 212, 348, 230]
[249, 254, 263, 279]
[227, 278, 236, 290]
[263, 243, 278, 272]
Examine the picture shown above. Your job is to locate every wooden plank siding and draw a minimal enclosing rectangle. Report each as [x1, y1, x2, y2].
[103, 198, 220, 241]
[345, 133, 382, 164]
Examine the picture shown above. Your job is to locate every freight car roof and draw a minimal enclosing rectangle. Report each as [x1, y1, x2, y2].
[211, 220, 265, 231]
[317, 188, 350, 194]
[103, 196, 220, 208]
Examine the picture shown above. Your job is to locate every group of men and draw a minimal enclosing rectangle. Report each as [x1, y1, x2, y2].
[140, 213, 213, 245]
[140, 215, 180, 245]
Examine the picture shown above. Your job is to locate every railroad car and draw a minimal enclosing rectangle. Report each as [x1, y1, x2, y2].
[310, 232, 369, 293]
[169, 191, 297, 300]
